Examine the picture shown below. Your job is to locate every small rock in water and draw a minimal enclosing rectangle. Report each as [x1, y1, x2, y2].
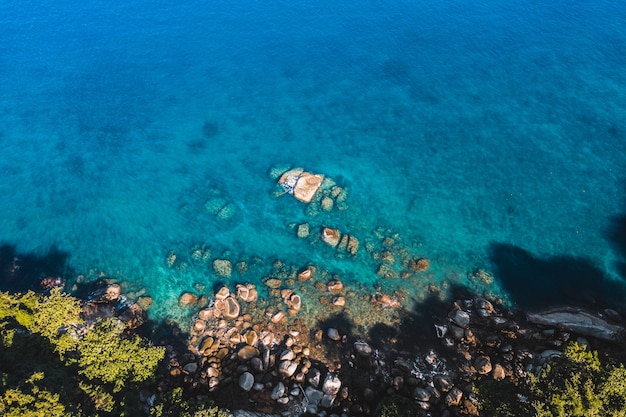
[327, 328, 341, 341]
[353, 341, 373, 357]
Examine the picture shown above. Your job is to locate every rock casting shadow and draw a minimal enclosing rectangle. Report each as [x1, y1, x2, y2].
[0, 243, 71, 293]
[489, 242, 626, 311]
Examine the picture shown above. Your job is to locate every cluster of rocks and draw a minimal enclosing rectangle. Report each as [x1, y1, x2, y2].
[205, 189, 237, 221]
[270, 166, 348, 215]
[80, 281, 152, 330]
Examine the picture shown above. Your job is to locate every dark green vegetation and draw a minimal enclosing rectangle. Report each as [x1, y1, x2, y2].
[475, 342, 626, 417]
[0, 289, 230, 417]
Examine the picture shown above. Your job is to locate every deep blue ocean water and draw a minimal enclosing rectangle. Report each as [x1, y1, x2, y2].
[1, 0, 625, 321]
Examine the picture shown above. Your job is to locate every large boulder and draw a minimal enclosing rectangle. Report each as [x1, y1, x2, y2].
[293, 172, 324, 203]
[223, 297, 240, 319]
[321, 227, 341, 247]
[527, 308, 625, 341]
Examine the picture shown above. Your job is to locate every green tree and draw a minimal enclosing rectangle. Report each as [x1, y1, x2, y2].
[0, 372, 69, 417]
[529, 342, 626, 417]
[77, 318, 164, 393]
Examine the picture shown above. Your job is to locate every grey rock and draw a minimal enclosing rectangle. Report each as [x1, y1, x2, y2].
[239, 372, 254, 391]
[304, 386, 324, 405]
[280, 349, 295, 361]
[527, 309, 625, 341]
[278, 360, 297, 378]
[450, 309, 471, 328]
[353, 341, 373, 357]
[413, 387, 430, 402]
[307, 367, 321, 387]
[271, 382, 285, 400]
[320, 393, 336, 408]
[327, 328, 341, 341]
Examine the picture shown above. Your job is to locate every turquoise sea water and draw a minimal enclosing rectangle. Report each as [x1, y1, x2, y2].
[1, 1, 625, 321]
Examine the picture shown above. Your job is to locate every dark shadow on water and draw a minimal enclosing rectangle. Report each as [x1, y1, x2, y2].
[607, 213, 626, 279]
[489, 242, 626, 312]
[0, 243, 71, 293]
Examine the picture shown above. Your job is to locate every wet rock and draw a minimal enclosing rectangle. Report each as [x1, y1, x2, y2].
[327, 328, 341, 341]
[213, 259, 232, 277]
[183, 362, 198, 374]
[305, 386, 324, 405]
[298, 267, 313, 281]
[435, 324, 448, 338]
[450, 309, 471, 328]
[271, 381, 286, 400]
[321, 227, 341, 247]
[408, 258, 430, 272]
[278, 360, 298, 378]
[322, 373, 342, 396]
[238, 346, 260, 361]
[492, 363, 506, 380]
[327, 280, 344, 293]
[354, 341, 373, 358]
[434, 375, 453, 393]
[178, 292, 198, 307]
[223, 297, 241, 319]
[271, 311, 285, 323]
[527, 309, 625, 341]
[373, 293, 402, 309]
[413, 387, 430, 402]
[308, 368, 321, 387]
[475, 355, 492, 375]
[239, 372, 254, 391]
[445, 387, 463, 407]
[215, 286, 230, 300]
[105, 284, 121, 301]
[280, 350, 295, 361]
[332, 296, 346, 307]
[320, 394, 336, 408]
[294, 172, 324, 203]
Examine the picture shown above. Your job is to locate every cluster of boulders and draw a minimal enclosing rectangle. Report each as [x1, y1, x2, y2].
[83, 281, 149, 330]
[270, 166, 349, 215]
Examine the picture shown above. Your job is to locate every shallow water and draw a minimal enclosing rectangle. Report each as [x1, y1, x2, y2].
[1, 0, 625, 322]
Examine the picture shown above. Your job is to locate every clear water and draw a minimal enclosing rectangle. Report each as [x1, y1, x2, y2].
[1, 0, 625, 321]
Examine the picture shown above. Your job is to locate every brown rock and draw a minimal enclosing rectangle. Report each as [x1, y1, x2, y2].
[409, 258, 430, 272]
[245, 330, 258, 346]
[236, 284, 249, 301]
[265, 278, 282, 289]
[474, 355, 492, 375]
[192, 319, 206, 333]
[294, 172, 324, 203]
[333, 296, 346, 307]
[223, 297, 241, 319]
[215, 286, 230, 300]
[271, 311, 285, 323]
[321, 227, 341, 247]
[327, 280, 344, 293]
[287, 294, 302, 312]
[105, 284, 121, 301]
[347, 236, 359, 255]
[298, 267, 313, 281]
[179, 292, 198, 307]
[492, 363, 506, 380]
[238, 345, 260, 361]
